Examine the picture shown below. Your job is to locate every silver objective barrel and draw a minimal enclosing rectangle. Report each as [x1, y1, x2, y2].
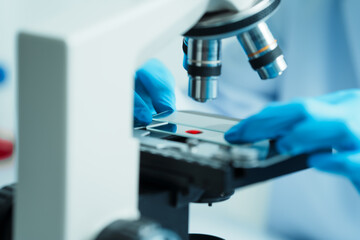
[237, 22, 287, 79]
[184, 38, 221, 103]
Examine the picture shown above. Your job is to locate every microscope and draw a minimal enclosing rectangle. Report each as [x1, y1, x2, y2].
[0, 0, 309, 239]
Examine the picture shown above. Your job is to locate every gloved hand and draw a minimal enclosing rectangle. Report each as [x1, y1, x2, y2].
[0, 65, 6, 84]
[134, 59, 176, 126]
[225, 89, 360, 192]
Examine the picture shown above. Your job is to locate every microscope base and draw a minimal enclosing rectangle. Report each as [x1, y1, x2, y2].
[139, 185, 224, 240]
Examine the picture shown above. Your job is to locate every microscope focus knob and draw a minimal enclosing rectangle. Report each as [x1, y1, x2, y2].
[96, 218, 180, 240]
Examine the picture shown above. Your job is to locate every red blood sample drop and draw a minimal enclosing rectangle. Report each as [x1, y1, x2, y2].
[185, 130, 203, 134]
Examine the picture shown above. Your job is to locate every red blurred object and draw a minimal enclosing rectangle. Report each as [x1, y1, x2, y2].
[185, 130, 203, 135]
[0, 138, 13, 160]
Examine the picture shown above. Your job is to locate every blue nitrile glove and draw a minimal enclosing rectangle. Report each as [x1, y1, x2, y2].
[225, 89, 360, 192]
[134, 59, 176, 126]
[0, 65, 6, 84]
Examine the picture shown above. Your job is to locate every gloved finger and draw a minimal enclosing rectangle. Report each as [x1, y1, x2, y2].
[224, 96, 345, 144]
[135, 59, 176, 113]
[0, 138, 13, 160]
[225, 101, 310, 143]
[276, 119, 360, 155]
[135, 79, 156, 115]
[134, 92, 153, 125]
[309, 151, 360, 192]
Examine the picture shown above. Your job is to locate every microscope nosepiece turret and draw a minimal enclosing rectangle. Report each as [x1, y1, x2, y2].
[183, 0, 286, 103]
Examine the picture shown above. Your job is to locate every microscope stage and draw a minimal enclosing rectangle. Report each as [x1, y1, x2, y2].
[135, 111, 309, 205]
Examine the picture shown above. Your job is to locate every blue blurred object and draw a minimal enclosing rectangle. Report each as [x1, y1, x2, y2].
[225, 89, 360, 192]
[134, 59, 176, 125]
[0, 66, 6, 84]
[309, 151, 360, 193]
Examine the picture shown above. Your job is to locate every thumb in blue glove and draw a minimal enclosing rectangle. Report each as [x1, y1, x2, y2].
[134, 59, 176, 126]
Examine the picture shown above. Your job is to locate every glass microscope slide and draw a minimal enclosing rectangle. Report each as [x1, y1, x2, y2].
[152, 110, 240, 133]
[147, 123, 231, 146]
